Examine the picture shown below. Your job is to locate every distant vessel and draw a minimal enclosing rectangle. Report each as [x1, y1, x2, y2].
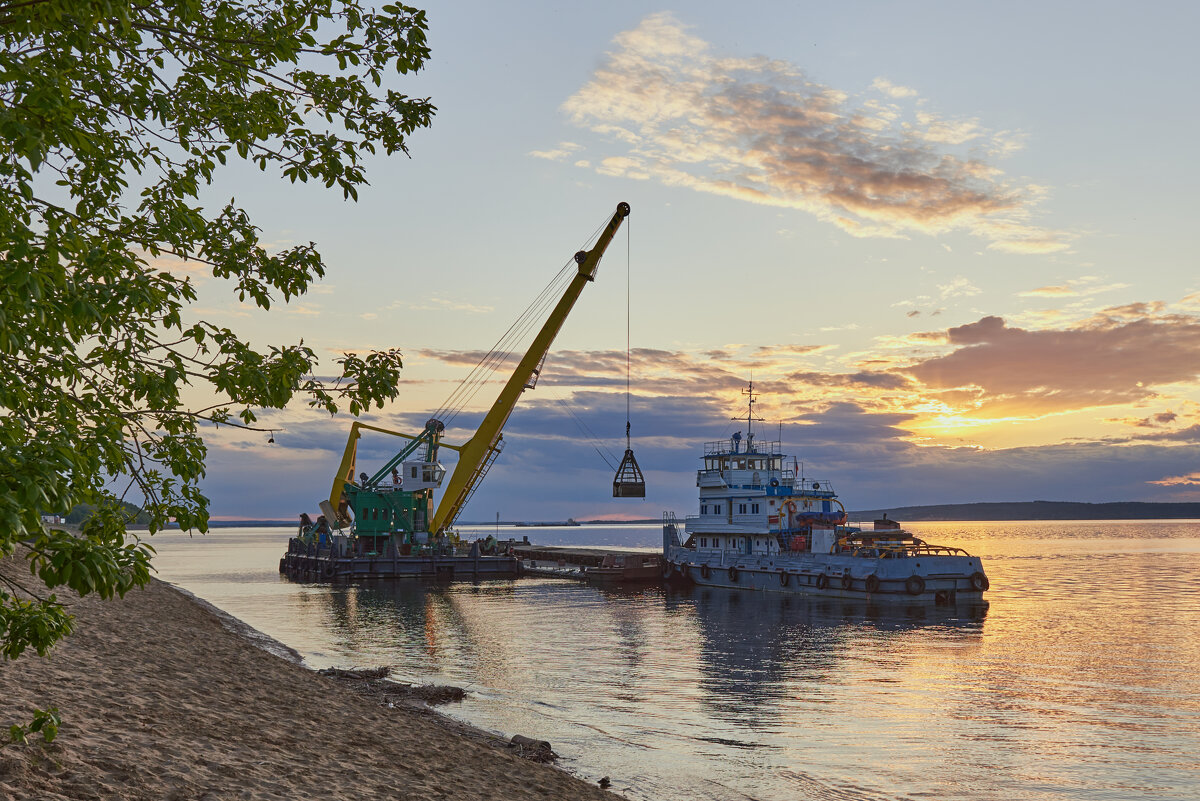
[662, 385, 989, 603]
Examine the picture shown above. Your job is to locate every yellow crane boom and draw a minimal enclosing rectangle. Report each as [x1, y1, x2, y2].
[429, 201, 631, 533]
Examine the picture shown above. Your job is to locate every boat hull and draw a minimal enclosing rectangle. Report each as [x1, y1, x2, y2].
[662, 547, 986, 603]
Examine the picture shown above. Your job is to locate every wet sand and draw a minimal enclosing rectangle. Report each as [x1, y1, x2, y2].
[0, 554, 615, 800]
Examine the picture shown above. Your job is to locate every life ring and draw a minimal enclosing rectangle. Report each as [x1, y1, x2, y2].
[322, 562, 336, 579]
[779, 571, 790, 587]
[728, 565, 739, 582]
[970, 572, 989, 591]
[840, 573, 853, 590]
[700, 564, 712, 579]
[815, 573, 829, 590]
[865, 574, 881, 593]
[905, 575, 926, 596]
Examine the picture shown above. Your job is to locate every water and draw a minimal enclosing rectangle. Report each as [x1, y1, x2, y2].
[151, 521, 1200, 800]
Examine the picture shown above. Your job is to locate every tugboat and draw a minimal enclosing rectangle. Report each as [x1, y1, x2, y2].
[661, 385, 989, 603]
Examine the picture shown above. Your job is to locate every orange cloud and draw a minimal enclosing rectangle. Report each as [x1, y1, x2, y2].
[559, 13, 1068, 252]
[1149, 472, 1200, 486]
[903, 308, 1200, 418]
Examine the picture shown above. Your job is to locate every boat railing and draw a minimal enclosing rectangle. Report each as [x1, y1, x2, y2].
[845, 542, 973, 559]
[702, 439, 785, 456]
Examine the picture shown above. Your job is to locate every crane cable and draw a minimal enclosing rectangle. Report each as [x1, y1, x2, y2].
[625, 216, 632, 451]
[430, 213, 612, 428]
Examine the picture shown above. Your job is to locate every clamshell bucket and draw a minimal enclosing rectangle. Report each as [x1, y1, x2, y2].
[613, 448, 646, 497]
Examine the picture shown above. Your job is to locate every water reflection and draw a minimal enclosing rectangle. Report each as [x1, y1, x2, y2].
[664, 585, 987, 725]
[151, 525, 1200, 801]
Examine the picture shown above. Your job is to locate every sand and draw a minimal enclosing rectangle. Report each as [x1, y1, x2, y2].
[0, 554, 617, 800]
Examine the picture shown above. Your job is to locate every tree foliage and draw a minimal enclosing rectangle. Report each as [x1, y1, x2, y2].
[0, 0, 433, 680]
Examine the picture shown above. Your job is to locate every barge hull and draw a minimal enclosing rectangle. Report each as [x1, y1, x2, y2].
[280, 548, 520, 581]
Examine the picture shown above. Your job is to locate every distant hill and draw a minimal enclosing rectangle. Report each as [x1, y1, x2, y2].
[849, 501, 1200, 521]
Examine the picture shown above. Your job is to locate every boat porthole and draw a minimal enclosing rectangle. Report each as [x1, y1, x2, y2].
[779, 571, 789, 587]
[728, 566, 739, 582]
[815, 573, 829, 590]
[905, 575, 925, 596]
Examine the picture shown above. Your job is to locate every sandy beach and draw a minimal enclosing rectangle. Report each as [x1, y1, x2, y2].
[0, 553, 616, 800]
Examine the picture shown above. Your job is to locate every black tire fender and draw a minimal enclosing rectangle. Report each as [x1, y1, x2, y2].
[865, 574, 881, 593]
[728, 565, 739, 582]
[779, 571, 790, 587]
[970, 572, 989, 591]
[815, 573, 829, 590]
[905, 574, 926, 596]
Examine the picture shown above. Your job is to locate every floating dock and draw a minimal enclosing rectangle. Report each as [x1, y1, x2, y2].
[513, 545, 662, 583]
[279, 539, 661, 584]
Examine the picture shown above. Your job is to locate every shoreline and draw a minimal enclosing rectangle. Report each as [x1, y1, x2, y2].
[1, 554, 617, 800]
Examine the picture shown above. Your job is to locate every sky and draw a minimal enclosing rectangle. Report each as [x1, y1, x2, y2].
[174, 1, 1200, 521]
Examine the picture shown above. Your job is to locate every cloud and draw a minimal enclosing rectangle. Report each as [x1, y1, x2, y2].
[785, 371, 911, 391]
[1018, 277, 1131, 298]
[529, 142, 582, 161]
[902, 307, 1200, 418]
[871, 77, 917, 99]
[937, 276, 982, 299]
[393, 297, 494, 314]
[1149, 471, 1200, 486]
[1108, 411, 1178, 428]
[560, 13, 1068, 252]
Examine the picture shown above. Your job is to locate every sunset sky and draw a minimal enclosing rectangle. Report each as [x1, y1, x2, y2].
[177, 2, 1200, 520]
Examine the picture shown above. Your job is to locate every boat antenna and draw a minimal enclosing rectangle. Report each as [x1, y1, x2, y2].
[733, 379, 765, 451]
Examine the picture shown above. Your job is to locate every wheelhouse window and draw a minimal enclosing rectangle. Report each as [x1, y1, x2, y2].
[714, 504, 722, 514]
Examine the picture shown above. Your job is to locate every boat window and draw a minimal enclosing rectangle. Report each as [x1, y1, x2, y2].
[701, 504, 708, 515]
[700, 537, 707, 548]
[738, 503, 747, 514]
[714, 504, 721, 514]
[752, 503, 760, 514]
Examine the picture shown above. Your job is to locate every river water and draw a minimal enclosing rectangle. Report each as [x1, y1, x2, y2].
[151, 521, 1200, 800]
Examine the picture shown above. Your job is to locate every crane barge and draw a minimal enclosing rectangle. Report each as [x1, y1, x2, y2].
[280, 202, 631, 581]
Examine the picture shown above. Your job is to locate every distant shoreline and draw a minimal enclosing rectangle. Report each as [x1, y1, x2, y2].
[187, 501, 1200, 528]
[848, 501, 1200, 521]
